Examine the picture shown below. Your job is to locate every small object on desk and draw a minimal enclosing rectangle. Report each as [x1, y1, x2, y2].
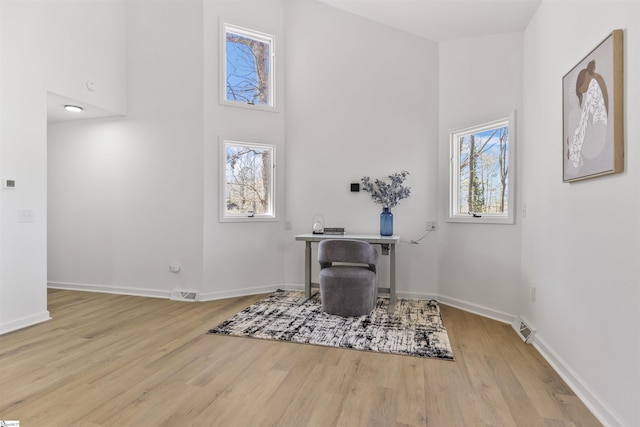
[312, 214, 325, 234]
[324, 227, 345, 235]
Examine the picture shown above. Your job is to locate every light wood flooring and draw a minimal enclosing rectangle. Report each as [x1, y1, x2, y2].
[0, 289, 601, 426]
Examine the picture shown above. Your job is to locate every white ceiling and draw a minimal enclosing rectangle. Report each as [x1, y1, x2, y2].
[318, 0, 542, 42]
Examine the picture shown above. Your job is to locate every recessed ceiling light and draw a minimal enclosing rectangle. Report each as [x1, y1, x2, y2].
[64, 105, 83, 113]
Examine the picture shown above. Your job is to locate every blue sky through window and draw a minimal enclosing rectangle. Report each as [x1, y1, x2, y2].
[225, 31, 270, 106]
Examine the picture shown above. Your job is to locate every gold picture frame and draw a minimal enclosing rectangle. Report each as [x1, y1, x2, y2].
[562, 29, 623, 183]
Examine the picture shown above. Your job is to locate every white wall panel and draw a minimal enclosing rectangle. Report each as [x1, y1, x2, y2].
[201, 0, 286, 298]
[47, 1, 204, 296]
[0, 2, 50, 332]
[283, 0, 440, 296]
[438, 32, 524, 316]
[522, 2, 639, 425]
[44, 0, 127, 115]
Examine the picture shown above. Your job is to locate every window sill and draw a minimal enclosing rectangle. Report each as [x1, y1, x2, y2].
[219, 99, 279, 113]
[447, 215, 514, 225]
[220, 216, 278, 223]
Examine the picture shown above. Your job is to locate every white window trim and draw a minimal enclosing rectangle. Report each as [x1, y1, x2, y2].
[219, 138, 277, 223]
[448, 111, 516, 225]
[220, 18, 277, 112]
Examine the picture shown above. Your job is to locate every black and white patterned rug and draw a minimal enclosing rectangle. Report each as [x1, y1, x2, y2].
[208, 289, 454, 360]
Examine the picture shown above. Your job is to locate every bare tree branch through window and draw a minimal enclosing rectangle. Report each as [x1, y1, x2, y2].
[449, 113, 516, 224]
[222, 23, 275, 109]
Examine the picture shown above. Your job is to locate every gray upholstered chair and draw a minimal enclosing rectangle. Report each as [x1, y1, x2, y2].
[318, 239, 379, 317]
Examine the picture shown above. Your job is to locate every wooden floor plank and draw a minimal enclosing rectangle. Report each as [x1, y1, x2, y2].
[0, 289, 602, 426]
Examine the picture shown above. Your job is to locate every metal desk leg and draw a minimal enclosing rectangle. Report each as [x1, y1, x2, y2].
[389, 243, 396, 313]
[305, 241, 312, 299]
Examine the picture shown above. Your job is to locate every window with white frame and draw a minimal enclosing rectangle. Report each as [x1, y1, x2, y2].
[449, 112, 516, 224]
[221, 20, 276, 110]
[220, 140, 276, 222]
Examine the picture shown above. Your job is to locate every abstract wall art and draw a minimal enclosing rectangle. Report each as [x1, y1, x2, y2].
[562, 29, 623, 182]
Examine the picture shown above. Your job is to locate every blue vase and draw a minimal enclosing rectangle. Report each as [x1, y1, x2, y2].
[380, 207, 393, 236]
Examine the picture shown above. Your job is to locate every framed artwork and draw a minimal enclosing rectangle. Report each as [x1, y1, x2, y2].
[562, 29, 623, 183]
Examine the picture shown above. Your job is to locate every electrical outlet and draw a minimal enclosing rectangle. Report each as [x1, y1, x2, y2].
[285, 220, 292, 230]
[18, 209, 35, 223]
[426, 221, 437, 231]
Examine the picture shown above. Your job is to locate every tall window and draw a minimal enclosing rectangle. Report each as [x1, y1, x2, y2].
[220, 140, 276, 222]
[449, 113, 516, 224]
[221, 21, 276, 110]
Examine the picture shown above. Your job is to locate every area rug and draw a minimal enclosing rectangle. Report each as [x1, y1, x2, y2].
[208, 289, 454, 360]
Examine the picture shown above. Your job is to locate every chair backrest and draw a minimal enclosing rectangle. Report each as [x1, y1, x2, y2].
[318, 239, 378, 272]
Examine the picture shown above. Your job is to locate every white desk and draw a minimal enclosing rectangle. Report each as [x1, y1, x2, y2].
[295, 233, 400, 312]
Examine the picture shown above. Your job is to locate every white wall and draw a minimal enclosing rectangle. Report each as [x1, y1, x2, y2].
[437, 32, 524, 320]
[522, 1, 639, 426]
[43, 1, 127, 115]
[201, 0, 287, 300]
[47, 0, 439, 302]
[1, 0, 127, 333]
[283, 0, 440, 297]
[48, 0, 287, 300]
[0, 2, 50, 332]
[48, 0, 204, 297]
[1, 0, 3, 328]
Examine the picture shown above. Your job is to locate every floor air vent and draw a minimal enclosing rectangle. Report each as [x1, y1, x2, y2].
[512, 316, 535, 343]
[170, 290, 199, 302]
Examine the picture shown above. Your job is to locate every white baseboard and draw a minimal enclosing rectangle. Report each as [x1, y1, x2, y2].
[396, 290, 439, 301]
[0, 311, 51, 335]
[278, 283, 305, 292]
[48, 281, 170, 299]
[436, 293, 517, 325]
[48, 281, 294, 303]
[532, 335, 625, 427]
[198, 283, 291, 301]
